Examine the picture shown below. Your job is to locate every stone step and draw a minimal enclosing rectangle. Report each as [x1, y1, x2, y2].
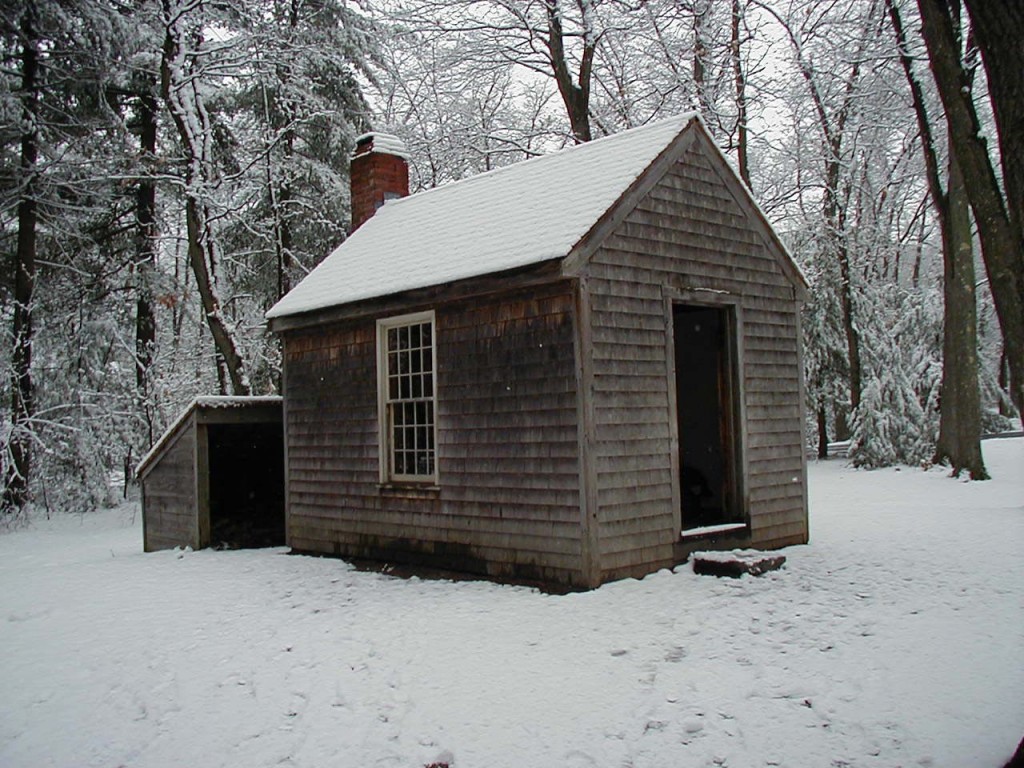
[691, 549, 786, 578]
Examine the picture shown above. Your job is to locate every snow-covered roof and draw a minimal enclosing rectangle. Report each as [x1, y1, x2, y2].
[267, 114, 700, 320]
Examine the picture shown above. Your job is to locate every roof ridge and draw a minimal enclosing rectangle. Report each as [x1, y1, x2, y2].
[383, 113, 699, 210]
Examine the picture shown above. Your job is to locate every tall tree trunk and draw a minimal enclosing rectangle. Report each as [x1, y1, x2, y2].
[692, 0, 711, 119]
[279, 0, 297, 297]
[259, 2, 297, 301]
[4, 1, 40, 513]
[917, 0, 1024, 417]
[135, 88, 158, 396]
[835, 237, 861, 413]
[889, 0, 986, 477]
[934, 149, 987, 477]
[731, 0, 750, 187]
[823, 123, 862, 419]
[180, 193, 249, 396]
[269, 162, 295, 299]
[961, 0, 1024, 294]
[261, 77, 293, 300]
[817, 404, 828, 460]
[160, 0, 250, 395]
[545, 0, 594, 143]
[960, 0, 1024, 419]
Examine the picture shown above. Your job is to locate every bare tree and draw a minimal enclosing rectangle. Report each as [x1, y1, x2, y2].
[383, 0, 603, 143]
[730, 0, 750, 186]
[545, 0, 596, 142]
[757, 0, 882, 430]
[917, 0, 1024, 418]
[159, 0, 250, 395]
[373, 28, 562, 188]
[889, 0, 986, 478]
[590, 1, 757, 174]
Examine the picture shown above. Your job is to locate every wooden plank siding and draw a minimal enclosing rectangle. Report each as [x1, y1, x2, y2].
[142, 418, 198, 551]
[282, 282, 586, 586]
[583, 139, 808, 582]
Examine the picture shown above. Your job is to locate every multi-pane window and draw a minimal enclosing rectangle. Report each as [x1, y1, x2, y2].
[378, 312, 436, 482]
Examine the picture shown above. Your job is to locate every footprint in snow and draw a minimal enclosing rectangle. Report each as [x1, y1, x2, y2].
[664, 646, 687, 662]
[564, 748, 598, 766]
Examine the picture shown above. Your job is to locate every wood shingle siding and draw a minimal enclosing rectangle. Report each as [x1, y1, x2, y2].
[283, 282, 585, 586]
[583, 134, 807, 582]
[141, 426, 198, 551]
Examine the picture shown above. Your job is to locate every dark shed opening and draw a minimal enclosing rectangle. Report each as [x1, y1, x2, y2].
[208, 422, 285, 548]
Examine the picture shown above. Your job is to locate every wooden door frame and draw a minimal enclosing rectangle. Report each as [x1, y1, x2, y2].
[663, 287, 749, 536]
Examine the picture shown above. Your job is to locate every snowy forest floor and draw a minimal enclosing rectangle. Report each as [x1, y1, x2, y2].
[1, 440, 1022, 768]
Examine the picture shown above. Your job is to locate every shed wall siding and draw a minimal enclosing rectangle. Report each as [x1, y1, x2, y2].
[283, 284, 584, 585]
[586, 141, 808, 580]
[142, 423, 198, 551]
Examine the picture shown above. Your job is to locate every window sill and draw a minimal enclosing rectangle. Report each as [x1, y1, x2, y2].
[378, 483, 441, 498]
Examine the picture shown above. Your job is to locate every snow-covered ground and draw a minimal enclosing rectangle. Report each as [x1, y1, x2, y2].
[2, 440, 1021, 768]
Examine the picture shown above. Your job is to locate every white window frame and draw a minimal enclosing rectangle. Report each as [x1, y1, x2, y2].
[376, 310, 438, 485]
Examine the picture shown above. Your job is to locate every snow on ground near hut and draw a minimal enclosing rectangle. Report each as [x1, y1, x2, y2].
[1, 440, 1021, 768]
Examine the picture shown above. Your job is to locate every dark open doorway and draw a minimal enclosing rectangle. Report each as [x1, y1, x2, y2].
[673, 303, 744, 531]
[208, 422, 285, 548]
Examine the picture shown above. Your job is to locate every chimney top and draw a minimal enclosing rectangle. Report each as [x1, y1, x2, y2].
[350, 132, 410, 232]
[353, 132, 410, 160]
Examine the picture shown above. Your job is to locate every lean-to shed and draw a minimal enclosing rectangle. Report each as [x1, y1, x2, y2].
[137, 397, 285, 551]
[267, 114, 809, 589]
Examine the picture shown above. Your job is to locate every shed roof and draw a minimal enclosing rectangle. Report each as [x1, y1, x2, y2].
[267, 113, 805, 322]
[135, 396, 283, 479]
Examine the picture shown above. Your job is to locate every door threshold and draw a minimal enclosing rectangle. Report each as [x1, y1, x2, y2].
[680, 522, 747, 539]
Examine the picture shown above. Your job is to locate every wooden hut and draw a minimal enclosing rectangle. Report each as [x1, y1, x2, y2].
[266, 114, 809, 589]
[137, 397, 285, 552]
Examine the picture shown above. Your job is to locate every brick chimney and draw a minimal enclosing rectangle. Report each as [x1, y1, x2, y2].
[350, 132, 410, 232]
